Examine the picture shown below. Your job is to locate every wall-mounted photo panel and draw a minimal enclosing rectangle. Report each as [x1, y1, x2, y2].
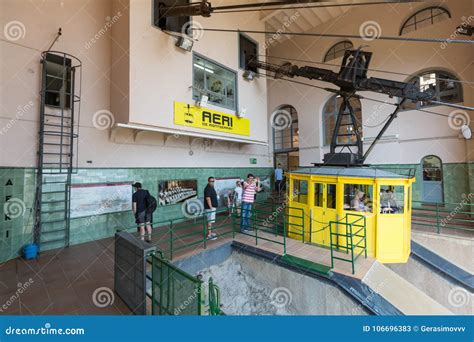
[70, 183, 132, 218]
[158, 179, 198, 206]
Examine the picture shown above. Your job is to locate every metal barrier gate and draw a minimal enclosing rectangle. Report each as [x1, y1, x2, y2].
[151, 252, 204, 315]
[114, 231, 156, 315]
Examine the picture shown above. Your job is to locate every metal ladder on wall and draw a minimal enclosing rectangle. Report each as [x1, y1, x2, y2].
[33, 51, 82, 251]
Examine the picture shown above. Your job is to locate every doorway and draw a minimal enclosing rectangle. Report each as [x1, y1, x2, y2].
[421, 155, 444, 203]
[311, 182, 338, 246]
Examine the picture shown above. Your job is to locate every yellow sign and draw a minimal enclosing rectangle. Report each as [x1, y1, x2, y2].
[174, 101, 250, 136]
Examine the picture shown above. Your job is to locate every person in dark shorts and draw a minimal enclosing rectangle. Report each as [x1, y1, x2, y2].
[132, 182, 152, 242]
[204, 177, 218, 241]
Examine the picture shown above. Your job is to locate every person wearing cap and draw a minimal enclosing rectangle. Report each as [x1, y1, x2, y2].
[132, 182, 152, 242]
[204, 177, 218, 241]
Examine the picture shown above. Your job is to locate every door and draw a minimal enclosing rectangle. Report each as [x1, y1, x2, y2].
[311, 183, 338, 247]
[421, 155, 444, 203]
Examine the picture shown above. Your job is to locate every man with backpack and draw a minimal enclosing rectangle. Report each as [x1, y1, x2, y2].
[132, 182, 157, 242]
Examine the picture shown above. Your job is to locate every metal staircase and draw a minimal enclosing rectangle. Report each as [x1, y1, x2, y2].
[33, 51, 82, 251]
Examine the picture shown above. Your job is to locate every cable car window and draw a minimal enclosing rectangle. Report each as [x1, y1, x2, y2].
[380, 186, 405, 214]
[293, 179, 308, 205]
[343, 184, 373, 213]
[314, 183, 323, 207]
[327, 184, 337, 209]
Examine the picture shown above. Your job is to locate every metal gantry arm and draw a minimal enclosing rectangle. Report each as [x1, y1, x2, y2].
[249, 49, 435, 165]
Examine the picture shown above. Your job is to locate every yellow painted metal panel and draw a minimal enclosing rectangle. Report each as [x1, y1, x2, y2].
[174, 101, 250, 136]
[287, 171, 414, 264]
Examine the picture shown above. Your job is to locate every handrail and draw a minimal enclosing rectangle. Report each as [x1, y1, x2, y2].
[411, 200, 473, 235]
[329, 213, 367, 274]
[208, 277, 222, 315]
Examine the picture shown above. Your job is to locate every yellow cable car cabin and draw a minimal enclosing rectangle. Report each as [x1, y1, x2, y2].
[287, 167, 415, 264]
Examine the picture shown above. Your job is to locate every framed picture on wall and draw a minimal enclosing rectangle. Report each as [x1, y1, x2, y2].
[70, 182, 132, 218]
[158, 179, 198, 206]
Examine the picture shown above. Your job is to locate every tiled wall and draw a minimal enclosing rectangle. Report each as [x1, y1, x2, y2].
[0, 167, 272, 263]
[377, 163, 473, 204]
[1, 163, 472, 264]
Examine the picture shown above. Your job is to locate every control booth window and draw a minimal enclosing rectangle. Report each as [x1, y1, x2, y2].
[293, 179, 308, 205]
[380, 185, 405, 214]
[193, 54, 237, 111]
[239, 33, 258, 73]
[343, 184, 373, 213]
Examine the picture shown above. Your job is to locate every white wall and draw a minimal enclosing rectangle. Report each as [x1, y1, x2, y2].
[0, 0, 272, 168]
[266, 0, 473, 166]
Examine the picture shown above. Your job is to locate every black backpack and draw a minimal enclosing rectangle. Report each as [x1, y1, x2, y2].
[145, 190, 158, 214]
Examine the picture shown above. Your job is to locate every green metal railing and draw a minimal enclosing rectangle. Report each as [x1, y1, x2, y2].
[151, 252, 203, 316]
[411, 200, 473, 235]
[208, 277, 222, 315]
[329, 213, 367, 274]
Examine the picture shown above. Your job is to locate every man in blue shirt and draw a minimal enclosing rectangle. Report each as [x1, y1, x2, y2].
[274, 163, 284, 196]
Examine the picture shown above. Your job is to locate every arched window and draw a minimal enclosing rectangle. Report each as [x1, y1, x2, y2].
[323, 41, 353, 63]
[400, 7, 451, 35]
[272, 105, 298, 152]
[422, 155, 443, 182]
[322, 96, 362, 146]
[402, 70, 463, 110]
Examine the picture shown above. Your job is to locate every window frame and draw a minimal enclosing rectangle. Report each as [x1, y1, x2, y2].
[239, 32, 259, 73]
[399, 6, 451, 36]
[293, 178, 308, 205]
[343, 183, 374, 213]
[401, 69, 463, 110]
[421, 155, 443, 182]
[323, 40, 353, 63]
[192, 52, 238, 111]
[272, 105, 299, 153]
[379, 185, 405, 215]
[322, 95, 362, 147]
